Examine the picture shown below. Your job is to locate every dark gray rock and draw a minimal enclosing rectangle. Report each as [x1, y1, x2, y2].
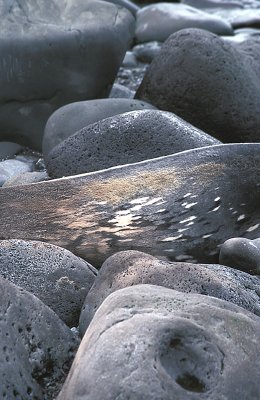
[0, 142, 23, 160]
[1, 144, 259, 266]
[0, 239, 97, 327]
[42, 98, 155, 156]
[104, 0, 140, 14]
[220, 237, 260, 274]
[59, 285, 260, 400]
[133, 41, 163, 63]
[79, 250, 260, 335]
[0, 0, 135, 150]
[45, 109, 220, 178]
[0, 276, 79, 399]
[109, 83, 135, 99]
[2, 170, 50, 187]
[135, 3, 233, 43]
[136, 28, 260, 142]
[122, 50, 138, 68]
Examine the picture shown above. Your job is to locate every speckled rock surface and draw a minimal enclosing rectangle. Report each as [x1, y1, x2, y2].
[79, 250, 260, 335]
[0, 276, 79, 399]
[59, 285, 260, 400]
[0, 0, 135, 150]
[219, 237, 260, 274]
[45, 109, 220, 178]
[42, 98, 156, 156]
[135, 28, 260, 142]
[0, 240, 97, 327]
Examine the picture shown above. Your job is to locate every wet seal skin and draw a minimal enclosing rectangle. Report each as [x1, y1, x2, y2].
[0, 144, 259, 267]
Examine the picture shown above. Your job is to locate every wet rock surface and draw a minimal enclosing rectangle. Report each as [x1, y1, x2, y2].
[59, 285, 260, 400]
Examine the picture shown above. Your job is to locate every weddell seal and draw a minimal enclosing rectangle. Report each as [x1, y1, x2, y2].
[0, 144, 259, 267]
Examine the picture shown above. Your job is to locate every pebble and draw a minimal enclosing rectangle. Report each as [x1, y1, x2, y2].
[0, 142, 23, 160]
[0, 159, 33, 187]
[79, 250, 260, 335]
[59, 285, 260, 400]
[44, 109, 220, 178]
[133, 41, 163, 63]
[42, 98, 155, 156]
[0, 276, 79, 399]
[136, 28, 260, 142]
[109, 83, 135, 99]
[0, 239, 97, 327]
[135, 3, 233, 43]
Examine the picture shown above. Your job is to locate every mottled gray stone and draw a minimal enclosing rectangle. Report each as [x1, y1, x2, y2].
[0, 276, 79, 399]
[0, 0, 135, 150]
[79, 250, 260, 335]
[59, 285, 260, 400]
[136, 28, 260, 142]
[2, 170, 50, 187]
[0, 240, 97, 327]
[42, 98, 155, 156]
[45, 109, 220, 178]
[135, 3, 233, 43]
[0, 144, 259, 266]
[220, 237, 260, 274]
[109, 83, 135, 99]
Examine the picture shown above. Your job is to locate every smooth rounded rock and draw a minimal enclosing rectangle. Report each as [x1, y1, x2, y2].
[135, 3, 233, 43]
[42, 98, 156, 156]
[104, 0, 140, 14]
[182, 0, 244, 10]
[0, 240, 97, 327]
[59, 285, 260, 400]
[109, 83, 135, 98]
[2, 170, 50, 187]
[45, 109, 220, 178]
[133, 41, 163, 63]
[0, 142, 23, 160]
[219, 237, 260, 274]
[0, 0, 135, 150]
[79, 250, 260, 335]
[136, 28, 260, 142]
[0, 276, 79, 399]
[0, 159, 33, 186]
[1, 143, 259, 266]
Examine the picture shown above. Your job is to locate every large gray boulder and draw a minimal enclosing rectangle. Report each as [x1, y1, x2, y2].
[0, 239, 97, 327]
[79, 250, 260, 335]
[0, 0, 135, 150]
[58, 285, 260, 399]
[44, 109, 220, 178]
[0, 276, 79, 399]
[42, 98, 156, 156]
[136, 28, 260, 142]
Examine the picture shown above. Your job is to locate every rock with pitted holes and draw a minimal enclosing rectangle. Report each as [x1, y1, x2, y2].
[135, 3, 233, 43]
[0, 0, 135, 150]
[135, 28, 260, 142]
[219, 237, 260, 274]
[58, 285, 260, 400]
[0, 276, 79, 399]
[79, 250, 260, 335]
[0, 240, 97, 327]
[42, 98, 155, 156]
[44, 109, 220, 178]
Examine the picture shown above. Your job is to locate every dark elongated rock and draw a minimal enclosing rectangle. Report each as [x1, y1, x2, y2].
[58, 285, 260, 400]
[42, 99, 156, 156]
[0, 239, 97, 326]
[135, 28, 260, 142]
[0, 144, 259, 266]
[45, 110, 220, 177]
[219, 237, 260, 274]
[0, 276, 79, 399]
[79, 250, 260, 335]
[0, 0, 135, 150]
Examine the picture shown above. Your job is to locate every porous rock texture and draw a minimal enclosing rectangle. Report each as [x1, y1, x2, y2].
[45, 109, 220, 178]
[79, 250, 260, 335]
[42, 98, 156, 156]
[0, 0, 135, 150]
[135, 28, 260, 142]
[0, 276, 79, 399]
[0, 239, 97, 327]
[59, 285, 260, 400]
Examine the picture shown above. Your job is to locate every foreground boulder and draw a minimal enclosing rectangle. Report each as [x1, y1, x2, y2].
[0, 0, 135, 150]
[0, 144, 259, 266]
[79, 250, 260, 334]
[59, 285, 260, 399]
[0, 240, 97, 326]
[136, 28, 260, 142]
[45, 109, 220, 177]
[0, 276, 79, 399]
